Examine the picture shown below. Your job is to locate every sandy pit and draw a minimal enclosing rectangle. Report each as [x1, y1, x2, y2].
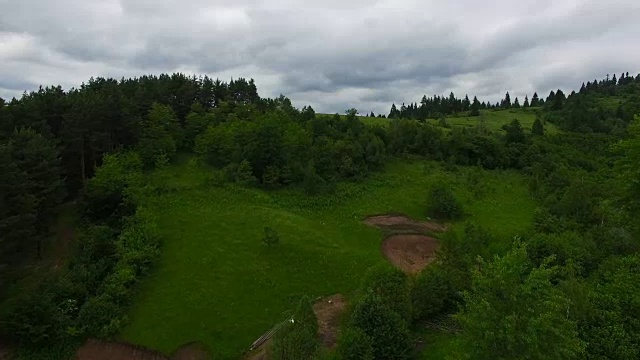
[380, 234, 440, 274]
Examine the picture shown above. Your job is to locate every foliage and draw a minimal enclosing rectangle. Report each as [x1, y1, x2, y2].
[427, 184, 464, 220]
[358, 264, 412, 321]
[532, 117, 545, 136]
[262, 227, 280, 247]
[411, 264, 459, 323]
[337, 327, 374, 360]
[82, 151, 142, 225]
[271, 296, 319, 360]
[455, 244, 584, 360]
[579, 255, 640, 360]
[349, 291, 412, 360]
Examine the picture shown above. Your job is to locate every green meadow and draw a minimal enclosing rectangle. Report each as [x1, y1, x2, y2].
[121, 158, 536, 359]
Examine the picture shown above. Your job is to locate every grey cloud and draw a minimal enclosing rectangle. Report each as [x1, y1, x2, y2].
[0, 0, 639, 114]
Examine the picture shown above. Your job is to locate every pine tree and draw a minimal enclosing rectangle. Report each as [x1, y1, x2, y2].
[530, 92, 540, 107]
[470, 96, 481, 116]
[513, 97, 520, 108]
[389, 104, 398, 119]
[6, 129, 65, 259]
[523, 95, 530, 108]
[502, 92, 512, 108]
[531, 117, 544, 136]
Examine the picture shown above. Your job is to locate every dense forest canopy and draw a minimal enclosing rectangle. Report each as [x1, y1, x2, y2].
[1, 71, 639, 360]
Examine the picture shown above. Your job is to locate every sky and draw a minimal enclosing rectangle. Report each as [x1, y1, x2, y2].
[1, 0, 639, 115]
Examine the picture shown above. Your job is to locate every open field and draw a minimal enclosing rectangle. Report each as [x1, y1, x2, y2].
[429, 108, 560, 134]
[120, 158, 536, 359]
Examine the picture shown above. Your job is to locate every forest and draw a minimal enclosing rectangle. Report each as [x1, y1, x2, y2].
[0, 71, 639, 360]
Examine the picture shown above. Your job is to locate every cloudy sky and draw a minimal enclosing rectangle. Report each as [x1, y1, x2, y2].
[1, 0, 639, 114]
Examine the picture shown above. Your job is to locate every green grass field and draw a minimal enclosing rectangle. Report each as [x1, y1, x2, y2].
[429, 108, 559, 134]
[121, 158, 536, 359]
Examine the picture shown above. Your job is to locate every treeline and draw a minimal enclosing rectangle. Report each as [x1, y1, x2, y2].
[388, 92, 543, 119]
[389, 72, 640, 123]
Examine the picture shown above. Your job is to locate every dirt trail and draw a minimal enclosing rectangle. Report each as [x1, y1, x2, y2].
[312, 294, 347, 349]
[76, 339, 210, 360]
[364, 214, 447, 233]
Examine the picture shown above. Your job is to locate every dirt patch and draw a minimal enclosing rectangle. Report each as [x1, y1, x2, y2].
[76, 339, 212, 360]
[364, 214, 447, 233]
[312, 294, 347, 349]
[76, 339, 168, 360]
[381, 234, 439, 274]
[171, 342, 211, 360]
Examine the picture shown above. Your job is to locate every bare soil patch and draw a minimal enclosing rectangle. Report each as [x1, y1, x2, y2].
[76, 339, 211, 360]
[381, 234, 439, 274]
[364, 214, 447, 233]
[312, 294, 347, 349]
[171, 342, 210, 360]
[76, 339, 168, 360]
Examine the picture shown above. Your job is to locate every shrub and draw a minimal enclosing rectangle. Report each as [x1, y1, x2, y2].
[349, 291, 412, 360]
[358, 265, 411, 321]
[271, 296, 318, 360]
[337, 327, 374, 360]
[262, 227, 280, 247]
[426, 184, 464, 220]
[411, 264, 458, 323]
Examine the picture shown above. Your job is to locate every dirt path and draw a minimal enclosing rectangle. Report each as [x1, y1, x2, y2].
[75, 339, 210, 360]
[364, 213, 447, 233]
[312, 294, 347, 349]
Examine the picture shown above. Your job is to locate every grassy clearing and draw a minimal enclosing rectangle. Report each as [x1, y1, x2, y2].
[428, 108, 559, 135]
[320, 108, 560, 134]
[121, 158, 535, 359]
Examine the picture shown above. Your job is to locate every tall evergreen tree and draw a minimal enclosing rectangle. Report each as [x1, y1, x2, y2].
[502, 92, 512, 109]
[531, 92, 540, 107]
[513, 97, 521, 108]
[523, 95, 530, 108]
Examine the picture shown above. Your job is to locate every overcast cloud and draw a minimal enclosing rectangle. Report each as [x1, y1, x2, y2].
[1, 0, 639, 114]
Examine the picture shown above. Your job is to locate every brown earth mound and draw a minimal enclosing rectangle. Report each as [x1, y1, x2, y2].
[76, 339, 211, 360]
[364, 214, 447, 233]
[381, 234, 439, 274]
[312, 294, 347, 349]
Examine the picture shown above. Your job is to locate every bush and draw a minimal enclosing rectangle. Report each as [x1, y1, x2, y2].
[427, 184, 464, 220]
[349, 291, 412, 360]
[411, 264, 459, 323]
[337, 327, 374, 360]
[358, 265, 411, 321]
[271, 296, 318, 360]
[262, 227, 280, 247]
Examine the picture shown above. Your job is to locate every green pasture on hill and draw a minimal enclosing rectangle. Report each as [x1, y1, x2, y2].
[121, 158, 536, 359]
